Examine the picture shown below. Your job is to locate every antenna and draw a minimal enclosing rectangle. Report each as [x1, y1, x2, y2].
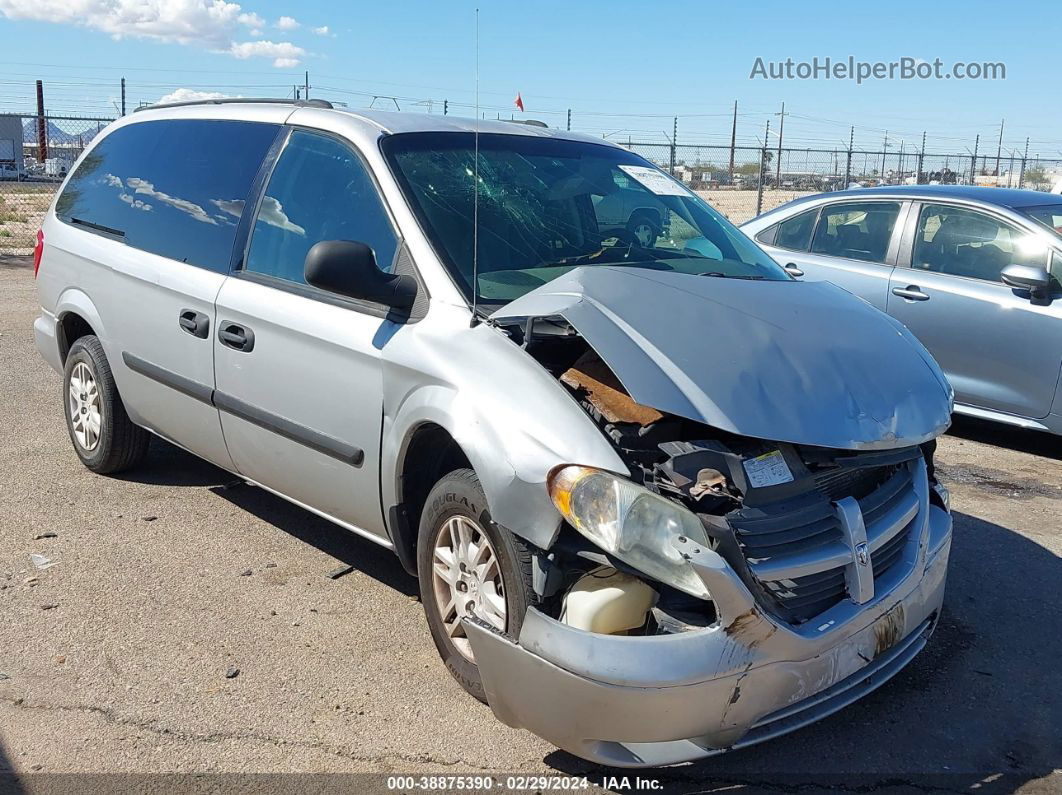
[470, 6, 482, 327]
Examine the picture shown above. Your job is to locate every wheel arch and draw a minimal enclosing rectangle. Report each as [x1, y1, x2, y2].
[381, 384, 574, 575]
[55, 288, 106, 364]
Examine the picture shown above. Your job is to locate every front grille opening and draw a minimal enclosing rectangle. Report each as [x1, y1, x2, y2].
[731, 455, 920, 624]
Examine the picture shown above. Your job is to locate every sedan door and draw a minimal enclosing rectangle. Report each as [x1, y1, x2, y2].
[887, 201, 1062, 419]
[212, 128, 403, 540]
[759, 200, 907, 311]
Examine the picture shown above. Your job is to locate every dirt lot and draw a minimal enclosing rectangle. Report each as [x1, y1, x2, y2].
[0, 256, 1059, 793]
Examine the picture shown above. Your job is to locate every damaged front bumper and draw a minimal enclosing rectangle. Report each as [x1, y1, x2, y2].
[463, 501, 952, 767]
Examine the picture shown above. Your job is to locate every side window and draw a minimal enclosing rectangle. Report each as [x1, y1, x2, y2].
[912, 204, 1049, 283]
[771, 207, 818, 251]
[56, 119, 280, 273]
[809, 201, 900, 263]
[244, 130, 398, 285]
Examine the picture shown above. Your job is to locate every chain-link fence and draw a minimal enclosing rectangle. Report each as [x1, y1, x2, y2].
[3, 110, 1061, 254]
[0, 114, 113, 254]
[614, 141, 1062, 225]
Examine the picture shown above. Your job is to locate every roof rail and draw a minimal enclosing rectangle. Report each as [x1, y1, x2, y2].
[134, 97, 334, 113]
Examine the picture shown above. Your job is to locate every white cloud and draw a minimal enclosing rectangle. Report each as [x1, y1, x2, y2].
[211, 198, 245, 218]
[119, 193, 153, 211]
[157, 88, 232, 105]
[312, 25, 329, 36]
[0, 0, 305, 67]
[257, 196, 304, 235]
[229, 39, 305, 68]
[275, 15, 299, 30]
[236, 11, 263, 28]
[126, 177, 217, 225]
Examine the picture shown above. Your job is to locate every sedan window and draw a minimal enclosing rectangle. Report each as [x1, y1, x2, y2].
[912, 204, 1049, 283]
[772, 207, 818, 251]
[809, 202, 900, 263]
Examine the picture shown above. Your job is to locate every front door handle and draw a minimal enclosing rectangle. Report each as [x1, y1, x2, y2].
[783, 263, 804, 278]
[892, 285, 930, 301]
[179, 309, 209, 339]
[218, 322, 255, 352]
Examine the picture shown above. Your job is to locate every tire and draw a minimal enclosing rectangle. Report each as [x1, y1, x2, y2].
[63, 335, 150, 474]
[627, 212, 660, 248]
[417, 468, 536, 702]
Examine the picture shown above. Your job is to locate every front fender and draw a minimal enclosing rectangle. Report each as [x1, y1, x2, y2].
[380, 315, 627, 551]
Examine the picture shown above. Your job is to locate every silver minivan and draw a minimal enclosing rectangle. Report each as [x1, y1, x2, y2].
[33, 99, 954, 767]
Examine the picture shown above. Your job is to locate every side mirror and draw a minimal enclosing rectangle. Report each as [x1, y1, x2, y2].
[1000, 263, 1052, 294]
[304, 240, 417, 310]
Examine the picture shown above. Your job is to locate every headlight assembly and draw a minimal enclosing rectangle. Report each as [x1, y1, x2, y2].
[547, 465, 711, 599]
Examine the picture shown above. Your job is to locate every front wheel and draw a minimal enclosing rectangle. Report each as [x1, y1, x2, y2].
[417, 469, 536, 702]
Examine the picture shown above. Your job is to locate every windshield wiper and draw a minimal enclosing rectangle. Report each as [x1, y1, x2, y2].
[70, 216, 125, 238]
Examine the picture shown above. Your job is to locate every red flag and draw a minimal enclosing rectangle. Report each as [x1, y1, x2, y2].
[514, 92, 524, 112]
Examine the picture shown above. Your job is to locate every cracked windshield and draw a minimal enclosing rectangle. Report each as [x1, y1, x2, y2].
[384, 132, 787, 304]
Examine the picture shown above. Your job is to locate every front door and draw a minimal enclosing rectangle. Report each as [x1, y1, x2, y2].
[887, 202, 1062, 419]
[766, 200, 905, 311]
[212, 128, 402, 539]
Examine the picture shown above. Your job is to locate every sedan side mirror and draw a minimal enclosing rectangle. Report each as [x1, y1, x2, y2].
[304, 240, 417, 310]
[1001, 263, 1053, 294]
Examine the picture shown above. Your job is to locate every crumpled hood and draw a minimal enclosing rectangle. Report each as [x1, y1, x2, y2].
[491, 266, 952, 451]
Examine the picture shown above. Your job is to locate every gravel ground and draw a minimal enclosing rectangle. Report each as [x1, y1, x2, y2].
[0, 256, 1059, 793]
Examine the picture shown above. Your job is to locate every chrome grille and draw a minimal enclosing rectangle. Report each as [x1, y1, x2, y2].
[729, 457, 922, 623]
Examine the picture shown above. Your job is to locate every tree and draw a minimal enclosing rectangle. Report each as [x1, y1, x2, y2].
[1024, 165, 1049, 189]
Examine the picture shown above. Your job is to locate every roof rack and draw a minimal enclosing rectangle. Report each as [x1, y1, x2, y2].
[134, 97, 334, 113]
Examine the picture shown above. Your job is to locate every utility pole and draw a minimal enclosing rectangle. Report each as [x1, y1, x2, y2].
[35, 79, 47, 163]
[1020, 136, 1030, 188]
[844, 125, 853, 186]
[443, 99, 448, 115]
[669, 116, 677, 175]
[120, 77, 126, 116]
[756, 118, 770, 216]
[304, 71, 310, 100]
[971, 133, 980, 184]
[775, 101, 786, 188]
[566, 108, 571, 131]
[728, 100, 737, 179]
[917, 131, 926, 184]
[995, 118, 1004, 177]
[881, 130, 888, 180]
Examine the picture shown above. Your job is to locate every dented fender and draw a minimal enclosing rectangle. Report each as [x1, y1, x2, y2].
[379, 302, 628, 550]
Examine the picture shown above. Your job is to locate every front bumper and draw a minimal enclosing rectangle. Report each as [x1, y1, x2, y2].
[464, 500, 952, 767]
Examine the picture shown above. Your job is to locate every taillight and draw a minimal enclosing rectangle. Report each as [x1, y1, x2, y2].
[33, 229, 44, 278]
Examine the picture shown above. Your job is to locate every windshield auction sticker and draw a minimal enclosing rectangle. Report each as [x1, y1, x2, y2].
[618, 164, 693, 196]
[743, 450, 794, 488]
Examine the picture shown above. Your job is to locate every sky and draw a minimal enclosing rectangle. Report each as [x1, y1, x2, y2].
[0, 0, 1058, 157]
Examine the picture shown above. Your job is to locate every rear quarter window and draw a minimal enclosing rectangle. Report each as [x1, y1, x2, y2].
[56, 119, 280, 273]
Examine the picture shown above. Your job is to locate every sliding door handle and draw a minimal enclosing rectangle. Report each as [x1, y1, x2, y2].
[179, 309, 210, 339]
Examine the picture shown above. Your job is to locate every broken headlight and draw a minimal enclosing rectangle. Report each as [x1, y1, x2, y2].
[547, 465, 710, 599]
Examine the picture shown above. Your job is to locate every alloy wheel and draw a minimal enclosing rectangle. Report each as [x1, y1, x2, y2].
[68, 361, 103, 451]
[430, 515, 507, 662]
